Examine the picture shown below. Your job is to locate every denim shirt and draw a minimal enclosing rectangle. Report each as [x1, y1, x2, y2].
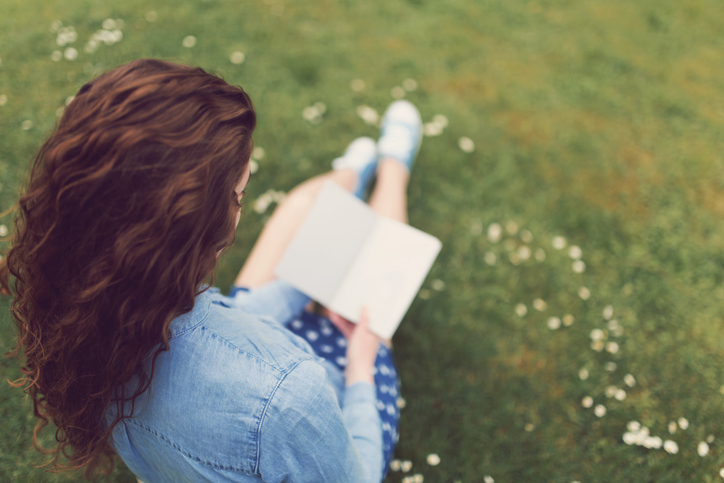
[108, 289, 383, 482]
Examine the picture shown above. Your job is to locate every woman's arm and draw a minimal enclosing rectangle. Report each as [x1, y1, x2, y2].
[344, 308, 380, 386]
[258, 359, 383, 483]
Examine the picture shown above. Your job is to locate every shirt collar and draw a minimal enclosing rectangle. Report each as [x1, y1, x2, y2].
[168, 289, 212, 338]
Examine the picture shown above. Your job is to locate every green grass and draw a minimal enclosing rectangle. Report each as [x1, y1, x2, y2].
[2, 0, 724, 481]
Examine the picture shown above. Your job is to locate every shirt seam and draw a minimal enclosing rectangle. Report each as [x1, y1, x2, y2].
[254, 358, 310, 474]
[200, 326, 295, 372]
[123, 418, 255, 474]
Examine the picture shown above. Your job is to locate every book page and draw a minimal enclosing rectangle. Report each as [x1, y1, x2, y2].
[331, 217, 442, 339]
[274, 182, 376, 305]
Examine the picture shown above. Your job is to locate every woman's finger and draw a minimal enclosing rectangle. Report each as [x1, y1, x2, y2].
[326, 310, 355, 338]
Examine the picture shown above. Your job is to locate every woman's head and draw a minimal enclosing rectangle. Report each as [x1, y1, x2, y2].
[55, 58, 255, 257]
[1, 59, 255, 476]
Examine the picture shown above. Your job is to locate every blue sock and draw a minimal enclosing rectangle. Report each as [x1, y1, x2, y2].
[331, 137, 378, 200]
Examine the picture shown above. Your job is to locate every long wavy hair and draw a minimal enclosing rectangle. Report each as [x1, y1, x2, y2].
[0, 59, 256, 477]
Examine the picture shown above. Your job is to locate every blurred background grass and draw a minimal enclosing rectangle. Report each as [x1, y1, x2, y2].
[2, 0, 724, 481]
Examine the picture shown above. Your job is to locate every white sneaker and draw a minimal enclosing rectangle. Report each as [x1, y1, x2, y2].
[377, 100, 423, 171]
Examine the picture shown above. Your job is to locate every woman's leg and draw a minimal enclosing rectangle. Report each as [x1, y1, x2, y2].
[367, 158, 410, 224]
[234, 169, 356, 288]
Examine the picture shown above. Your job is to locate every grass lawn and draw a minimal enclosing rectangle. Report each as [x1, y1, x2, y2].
[2, 0, 724, 481]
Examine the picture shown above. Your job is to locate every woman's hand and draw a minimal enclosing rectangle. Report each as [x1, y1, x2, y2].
[343, 308, 381, 386]
[325, 309, 355, 339]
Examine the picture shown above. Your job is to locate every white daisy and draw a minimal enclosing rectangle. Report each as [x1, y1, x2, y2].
[402, 79, 417, 92]
[487, 223, 502, 243]
[423, 122, 443, 136]
[533, 298, 547, 311]
[605, 341, 619, 354]
[552, 236, 567, 250]
[431, 279, 445, 291]
[458, 137, 475, 153]
[515, 304, 527, 317]
[432, 114, 449, 128]
[230, 51, 246, 64]
[356, 105, 379, 125]
[547, 317, 561, 330]
[390, 86, 406, 99]
[590, 329, 605, 341]
[64, 47, 78, 60]
[663, 440, 678, 454]
[698, 441, 709, 457]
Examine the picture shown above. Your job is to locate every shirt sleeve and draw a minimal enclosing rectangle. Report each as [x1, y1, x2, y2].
[258, 360, 383, 483]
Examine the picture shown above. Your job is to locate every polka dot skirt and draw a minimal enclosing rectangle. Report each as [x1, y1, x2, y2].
[289, 311, 401, 478]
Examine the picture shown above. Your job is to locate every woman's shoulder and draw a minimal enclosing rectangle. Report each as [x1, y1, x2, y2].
[171, 289, 317, 371]
[111, 291, 329, 477]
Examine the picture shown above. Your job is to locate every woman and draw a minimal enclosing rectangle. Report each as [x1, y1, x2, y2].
[2, 59, 422, 482]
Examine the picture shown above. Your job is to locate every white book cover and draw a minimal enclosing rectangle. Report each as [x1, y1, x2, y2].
[275, 181, 442, 339]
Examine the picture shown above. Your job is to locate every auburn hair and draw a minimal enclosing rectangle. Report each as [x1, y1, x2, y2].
[0, 59, 256, 477]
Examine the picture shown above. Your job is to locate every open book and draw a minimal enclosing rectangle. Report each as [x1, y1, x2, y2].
[275, 181, 442, 339]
